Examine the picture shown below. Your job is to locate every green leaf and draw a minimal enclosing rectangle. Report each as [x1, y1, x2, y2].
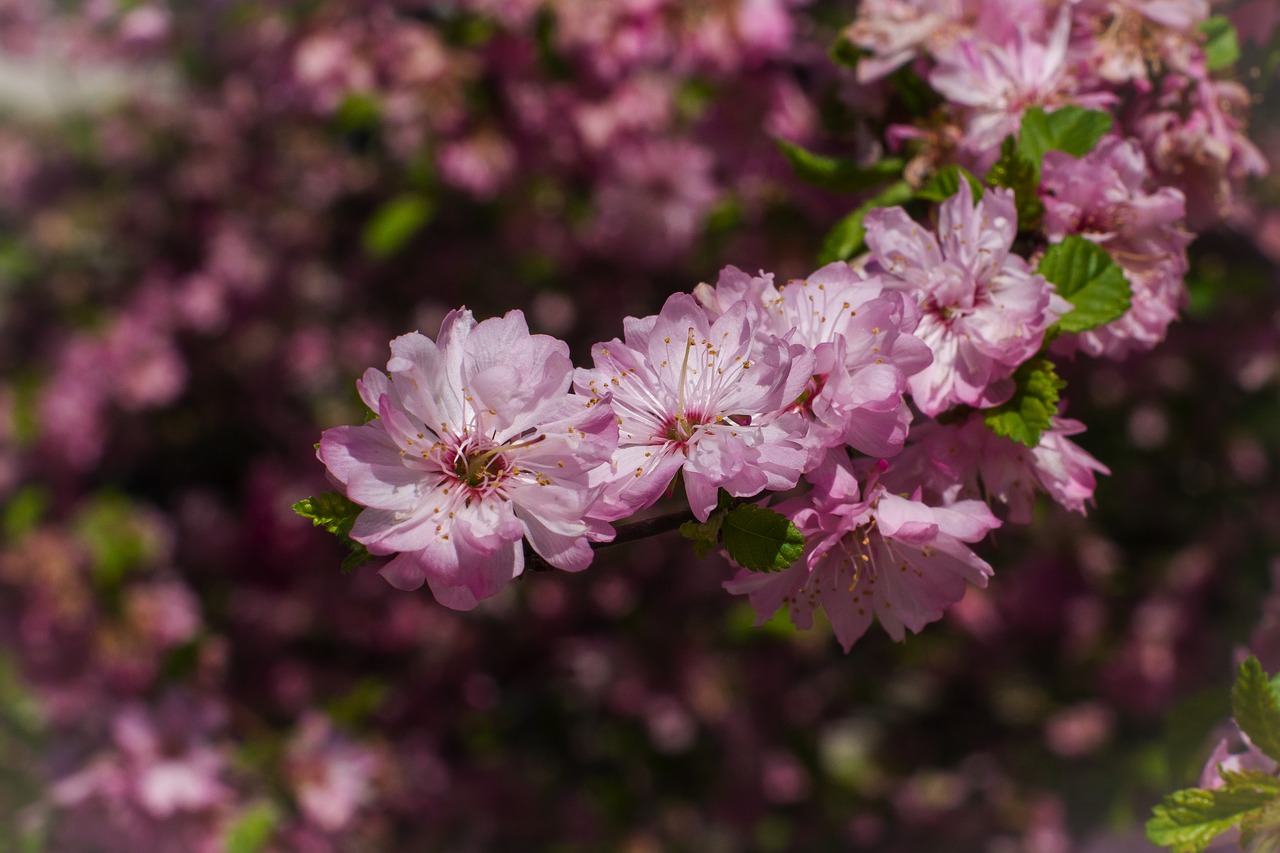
[982, 358, 1066, 448]
[2, 485, 49, 541]
[829, 35, 866, 69]
[1200, 16, 1241, 72]
[886, 64, 942, 117]
[1232, 657, 1280, 763]
[1039, 236, 1132, 334]
[1018, 106, 1114, 175]
[916, 165, 984, 203]
[775, 139, 905, 193]
[720, 504, 805, 573]
[817, 181, 915, 264]
[1147, 784, 1278, 853]
[224, 801, 279, 853]
[363, 194, 433, 258]
[986, 136, 1043, 231]
[1240, 796, 1280, 852]
[293, 492, 371, 574]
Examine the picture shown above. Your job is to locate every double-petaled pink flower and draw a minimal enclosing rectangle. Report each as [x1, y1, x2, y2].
[865, 181, 1065, 417]
[319, 309, 617, 610]
[726, 453, 1000, 651]
[575, 292, 812, 521]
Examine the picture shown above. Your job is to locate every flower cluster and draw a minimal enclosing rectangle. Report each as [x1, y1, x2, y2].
[316, 0, 1268, 657]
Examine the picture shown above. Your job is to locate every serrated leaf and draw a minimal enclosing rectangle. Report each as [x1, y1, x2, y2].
[1233, 657, 1280, 763]
[917, 165, 984, 203]
[775, 139, 905, 193]
[1200, 16, 1241, 72]
[1038, 236, 1132, 334]
[982, 358, 1065, 448]
[224, 801, 279, 853]
[363, 194, 433, 258]
[817, 181, 915, 264]
[294, 492, 370, 573]
[680, 500, 730, 559]
[1018, 106, 1114, 176]
[986, 136, 1043, 231]
[1147, 784, 1277, 853]
[1240, 796, 1280, 852]
[720, 504, 805, 573]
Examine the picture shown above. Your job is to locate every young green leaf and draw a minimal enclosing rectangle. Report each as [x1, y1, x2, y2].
[680, 512, 727, 560]
[1018, 106, 1114, 175]
[1038, 236, 1132, 334]
[1200, 16, 1241, 72]
[1232, 656, 1280, 763]
[1147, 783, 1278, 853]
[986, 136, 1043, 231]
[982, 358, 1066, 448]
[1240, 796, 1280, 852]
[363, 194, 433, 258]
[720, 504, 805, 573]
[829, 35, 867, 69]
[224, 802, 279, 853]
[775, 139, 905, 193]
[293, 492, 371, 574]
[817, 181, 915, 264]
[917, 165, 984, 203]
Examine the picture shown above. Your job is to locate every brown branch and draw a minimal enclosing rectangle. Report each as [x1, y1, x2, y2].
[524, 507, 698, 573]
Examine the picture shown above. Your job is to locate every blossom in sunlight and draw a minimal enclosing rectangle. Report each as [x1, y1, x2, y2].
[575, 292, 812, 522]
[929, 6, 1114, 169]
[694, 263, 932, 461]
[725, 453, 1000, 651]
[864, 181, 1065, 417]
[319, 309, 617, 611]
[1042, 135, 1192, 359]
[883, 415, 1110, 524]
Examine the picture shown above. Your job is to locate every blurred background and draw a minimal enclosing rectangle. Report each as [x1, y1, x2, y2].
[0, 1, 1278, 850]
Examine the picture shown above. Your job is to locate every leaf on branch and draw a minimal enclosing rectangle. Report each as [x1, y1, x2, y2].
[223, 801, 279, 853]
[1200, 16, 1241, 72]
[1232, 656, 1280, 763]
[680, 515, 726, 560]
[818, 181, 915, 264]
[982, 358, 1065, 448]
[1240, 795, 1280, 852]
[775, 138, 905, 193]
[1018, 106, 1114, 175]
[1146, 783, 1279, 853]
[720, 504, 805, 573]
[986, 136, 1043, 232]
[293, 492, 371, 574]
[1039, 236, 1132, 334]
[916, 164, 984, 203]
[363, 194, 434, 258]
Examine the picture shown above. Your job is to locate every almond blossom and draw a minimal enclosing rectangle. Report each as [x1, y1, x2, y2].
[318, 309, 617, 610]
[929, 6, 1114, 169]
[864, 180, 1065, 416]
[725, 453, 1000, 651]
[575, 291, 812, 522]
[1042, 135, 1192, 359]
[884, 414, 1110, 523]
[693, 263, 932, 462]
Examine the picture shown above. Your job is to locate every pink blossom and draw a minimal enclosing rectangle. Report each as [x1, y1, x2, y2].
[285, 713, 382, 833]
[319, 309, 617, 610]
[844, 0, 973, 83]
[1133, 65, 1269, 229]
[1042, 136, 1192, 359]
[864, 181, 1065, 416]
[726, 453, 1000, 650]
[929, 7, 1114, 169]
[694, 263, 932, 460]
[575, 292, 812, 521]
[1077, 0, 1208, 87]
[883, 415, 1109, 523]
